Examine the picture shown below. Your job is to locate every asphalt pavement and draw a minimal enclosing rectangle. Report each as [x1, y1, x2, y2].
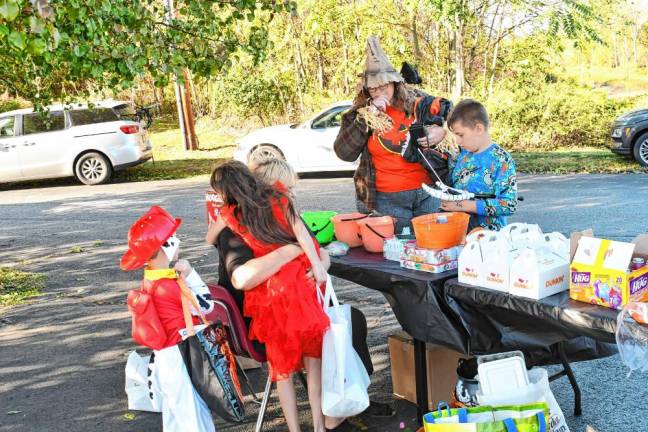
[1, 173, 647, 432]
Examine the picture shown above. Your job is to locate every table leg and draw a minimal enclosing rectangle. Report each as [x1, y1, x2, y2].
[414, 338, 429, 425]
[549, 341, 582, 416]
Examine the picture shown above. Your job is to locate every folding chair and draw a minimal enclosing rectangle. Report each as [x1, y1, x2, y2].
[204, 283, 273, 432]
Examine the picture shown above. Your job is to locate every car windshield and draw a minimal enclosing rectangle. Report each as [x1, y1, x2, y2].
[311, 105, 350, 129]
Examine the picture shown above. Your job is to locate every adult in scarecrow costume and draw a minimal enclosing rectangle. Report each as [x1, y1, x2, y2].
[333, 36, 453, 234]
[121, 206, 215, 432]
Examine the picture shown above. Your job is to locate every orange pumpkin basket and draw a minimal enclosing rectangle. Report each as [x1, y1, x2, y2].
[412, 212, 470, 249]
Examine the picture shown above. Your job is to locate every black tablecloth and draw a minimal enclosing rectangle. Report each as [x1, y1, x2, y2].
[329, 249, 617, 365]
[328, 248, 463, 350]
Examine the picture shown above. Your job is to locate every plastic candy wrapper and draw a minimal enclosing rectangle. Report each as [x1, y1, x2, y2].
[615, 301, 648, 374]
[400, 258, 457, 274]
[383, 238, 415, 262]
[326, 241, 350, 257]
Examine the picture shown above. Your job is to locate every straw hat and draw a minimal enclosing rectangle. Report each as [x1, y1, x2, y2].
[362, 36, 404, 88]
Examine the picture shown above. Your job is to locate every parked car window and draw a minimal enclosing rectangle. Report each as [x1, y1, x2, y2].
[311, 106, 349, 129]
[112, 103, 136, 118]
[0, 116, 15, 137]
[69, 108, 119, 126]
[22, 112, 65, 135]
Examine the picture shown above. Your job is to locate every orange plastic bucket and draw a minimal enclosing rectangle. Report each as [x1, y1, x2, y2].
[412, 212, 470, 249]
[332, 213, 366, 247]
[356, 216, 395, 253]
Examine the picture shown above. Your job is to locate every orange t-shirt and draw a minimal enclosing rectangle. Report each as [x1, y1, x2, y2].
[367, 106, 431, 192]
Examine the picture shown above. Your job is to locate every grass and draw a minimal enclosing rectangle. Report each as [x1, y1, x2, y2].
[512, 148, 648, 174]
[125, 114, 645, 182]
[114, 116, 240, 182]
[0, 267, 46, 306]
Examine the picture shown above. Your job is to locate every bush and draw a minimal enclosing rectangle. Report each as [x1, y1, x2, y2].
[0, 99, 21, 114]
[487, 83, 644, 151]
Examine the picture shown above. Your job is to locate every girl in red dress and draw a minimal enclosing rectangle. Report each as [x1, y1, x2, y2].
[207, 160, 329, 432]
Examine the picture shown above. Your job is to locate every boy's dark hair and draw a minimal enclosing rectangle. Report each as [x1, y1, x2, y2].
[447, 99, 489, 130]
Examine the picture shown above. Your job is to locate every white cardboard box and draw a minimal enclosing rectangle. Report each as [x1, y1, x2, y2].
[458, 240, 484, 286]
[509, 246, 570, 299]
[481, 232, 517, 292]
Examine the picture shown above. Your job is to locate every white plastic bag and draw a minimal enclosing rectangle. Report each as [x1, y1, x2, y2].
[616, 304, 648, 374]
[125, 350, 162, 412]
[478, 368, 569, 432]
[320, 276, 370, 417]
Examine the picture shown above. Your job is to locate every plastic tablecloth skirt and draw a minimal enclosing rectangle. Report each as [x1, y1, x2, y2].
[329, 248, 616, 366]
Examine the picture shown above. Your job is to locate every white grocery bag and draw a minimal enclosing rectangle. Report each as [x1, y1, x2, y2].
[478, 368, 569, 432]
[320, 276, 370, 417]
[125, 350, 162, 412]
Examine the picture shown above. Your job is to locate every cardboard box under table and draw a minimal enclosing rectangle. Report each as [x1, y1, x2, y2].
[388, 331, 468, 410]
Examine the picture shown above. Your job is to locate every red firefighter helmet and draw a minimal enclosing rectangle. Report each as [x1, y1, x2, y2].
[120, 206, 182, 271]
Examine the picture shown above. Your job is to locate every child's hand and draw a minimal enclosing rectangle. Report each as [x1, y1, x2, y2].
[440, 200, 477, 213]
[174, 259, 193, 279]
[312, 263, 328, 286]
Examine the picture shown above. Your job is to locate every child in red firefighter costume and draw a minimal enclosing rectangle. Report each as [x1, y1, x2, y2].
[120, 205, 216, 432]
[207, 160, 330, 432]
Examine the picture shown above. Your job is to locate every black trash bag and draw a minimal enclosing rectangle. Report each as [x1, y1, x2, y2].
[178, 323, 245, 423]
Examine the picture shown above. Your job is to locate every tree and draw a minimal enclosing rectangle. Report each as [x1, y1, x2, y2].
[0, 0, 294, 106]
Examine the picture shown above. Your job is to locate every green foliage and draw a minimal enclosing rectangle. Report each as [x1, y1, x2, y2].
[0, 98, 20, 112]
[0, 267, 46, 306]
[489, 83, 639, 150]
[0, 0, 295, 107]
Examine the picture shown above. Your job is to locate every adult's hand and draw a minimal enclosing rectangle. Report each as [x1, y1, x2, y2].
[371, 95, 390, 112]
[417, 125, 446, 149]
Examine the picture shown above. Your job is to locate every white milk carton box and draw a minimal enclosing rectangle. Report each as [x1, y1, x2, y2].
[510, 246, 570, 299]
[480, 232, 517, 292]
[458, 240, 484, 286]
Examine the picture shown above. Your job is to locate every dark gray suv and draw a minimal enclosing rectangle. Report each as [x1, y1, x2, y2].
[610, 107, 648, 167]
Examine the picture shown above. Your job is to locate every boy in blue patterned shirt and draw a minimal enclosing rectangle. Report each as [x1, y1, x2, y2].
[441, 99, 518, 231]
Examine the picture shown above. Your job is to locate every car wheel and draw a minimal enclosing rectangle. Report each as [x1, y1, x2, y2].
[633, 132, 648, 167]
[75, 152, 113, 185]
[248, 145, 284, 164]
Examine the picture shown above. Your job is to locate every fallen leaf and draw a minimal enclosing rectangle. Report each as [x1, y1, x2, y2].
[7, 410, 22, 415]
[123, 412, 136, 421]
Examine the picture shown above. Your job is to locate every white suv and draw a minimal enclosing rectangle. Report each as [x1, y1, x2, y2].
[0, 100, 152, 185]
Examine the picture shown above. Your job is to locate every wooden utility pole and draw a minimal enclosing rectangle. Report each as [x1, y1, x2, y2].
[166, 0, 197, 150]
[182, 69, 198, 150]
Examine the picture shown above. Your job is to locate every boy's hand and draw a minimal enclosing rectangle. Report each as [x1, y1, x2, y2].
[440, 200, 477, 213]
[174, 259, 193, 279]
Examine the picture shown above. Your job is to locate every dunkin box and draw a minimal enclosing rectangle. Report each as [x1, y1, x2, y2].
[569, 231, 648, 310]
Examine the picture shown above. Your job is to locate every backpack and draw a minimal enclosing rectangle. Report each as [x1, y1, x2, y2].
[127, 280, 168, 350]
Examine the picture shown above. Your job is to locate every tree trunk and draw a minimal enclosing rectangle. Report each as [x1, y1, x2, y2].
[341, 30, 350, 95]
[453, 15, 465, 98]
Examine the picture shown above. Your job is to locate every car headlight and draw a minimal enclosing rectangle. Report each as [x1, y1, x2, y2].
[611, 127, 622, 138]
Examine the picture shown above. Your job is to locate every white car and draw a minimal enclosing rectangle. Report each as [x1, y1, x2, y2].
[0, 100, 152, 185]
[233, 100, 358, 172]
